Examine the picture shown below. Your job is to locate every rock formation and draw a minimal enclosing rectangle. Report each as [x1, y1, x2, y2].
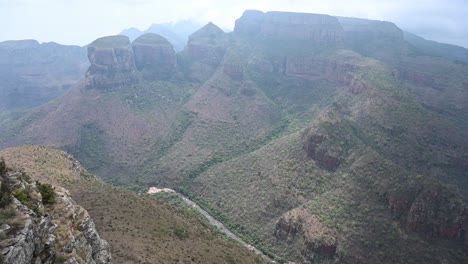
[132, 33, 176, 80]
[387, 181, 467, 243]
[186, 22, 228, 81]
[337, 17, 403, 41]
[235, 10, 343, 43]
[274, 208, 337, 263]
[0, 168, 111, 263]
[86, 35, 137, 90]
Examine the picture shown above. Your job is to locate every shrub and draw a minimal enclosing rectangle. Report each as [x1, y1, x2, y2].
[37, 183, 55, 205]
[0, 158, 6, 176]
[0, 177, 12, 208]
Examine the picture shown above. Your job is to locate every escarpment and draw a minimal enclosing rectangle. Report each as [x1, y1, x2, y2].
[235, 10, 343, 43]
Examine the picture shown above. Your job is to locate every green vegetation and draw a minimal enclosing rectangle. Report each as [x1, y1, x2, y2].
[71, 122, 109, 171]
[37, 182, 55, 205]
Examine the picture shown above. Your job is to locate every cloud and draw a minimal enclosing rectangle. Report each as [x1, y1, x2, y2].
[0, 0, 466, 48]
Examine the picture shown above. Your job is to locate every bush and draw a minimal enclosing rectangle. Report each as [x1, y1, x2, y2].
[0, 158, 6, 176]
[37, 183, 55, 205]
[0, 178, 12, 208]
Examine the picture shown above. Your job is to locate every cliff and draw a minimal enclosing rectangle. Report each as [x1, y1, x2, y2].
[86, 35, 137, 90]
[186, 22, 227, 81]
[132, 33, 176, 80]
[274, 208, 337, 263]
[0, 161, 111, 263]
[235, 10, 343, 43]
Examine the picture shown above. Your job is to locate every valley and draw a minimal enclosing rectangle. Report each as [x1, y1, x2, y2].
[1, 8, 467, 264]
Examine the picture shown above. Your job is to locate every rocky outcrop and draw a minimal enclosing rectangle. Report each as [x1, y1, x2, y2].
[235, 10, 343, 43]
[387, 181, 467, 243]
[337, 17, 403, 41]
[303, 133, 341, 171]
[186, 22, 227, 81]
[86, 35, 137, 90]
[0, 170, 111, 263]
[132, 33, 176, 80]
[274, 208, 337, 263]
[222, 48, 244, 80]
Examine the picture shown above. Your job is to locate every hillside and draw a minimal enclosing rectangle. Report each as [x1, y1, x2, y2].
[0, 10, 467, 263]
[0, 146, 268, 264]
[0, 40, 88, 117]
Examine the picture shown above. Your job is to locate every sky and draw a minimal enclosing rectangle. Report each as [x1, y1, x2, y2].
[0, 0, 467, 48]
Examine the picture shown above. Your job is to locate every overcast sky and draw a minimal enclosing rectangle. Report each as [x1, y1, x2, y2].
[0, 0, 467, 48]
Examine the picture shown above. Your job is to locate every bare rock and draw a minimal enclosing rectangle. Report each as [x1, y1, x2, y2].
[132, 33, 176, 80]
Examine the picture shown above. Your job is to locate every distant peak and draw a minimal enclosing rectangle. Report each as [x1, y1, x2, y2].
[189, 22, 225, 40]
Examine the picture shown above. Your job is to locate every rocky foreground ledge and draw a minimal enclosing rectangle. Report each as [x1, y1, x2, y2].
[0, 163, 111, 264]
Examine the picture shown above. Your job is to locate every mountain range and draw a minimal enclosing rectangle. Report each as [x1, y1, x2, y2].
[1, 9, 467, 264]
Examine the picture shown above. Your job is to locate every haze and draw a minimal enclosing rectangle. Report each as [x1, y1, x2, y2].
[0, 0, 467, 48]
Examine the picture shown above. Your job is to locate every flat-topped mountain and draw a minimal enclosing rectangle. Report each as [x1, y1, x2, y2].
[1, 10, 467, 264]
[235, 10, 343, 43]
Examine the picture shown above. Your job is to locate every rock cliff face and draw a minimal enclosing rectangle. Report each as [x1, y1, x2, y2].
[132, 33, 176, 80]
[235, 10, 343, 43]
[274, 208, 337, 263]
[387, 181, 467, 244]
[86, 35, 137, 90]
[337, 17, 403, 41]
[0, 169, 111, 263]
[186, 22, 227, 81]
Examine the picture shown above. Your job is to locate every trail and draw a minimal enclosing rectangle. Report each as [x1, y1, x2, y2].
[148, 187, 276, 263]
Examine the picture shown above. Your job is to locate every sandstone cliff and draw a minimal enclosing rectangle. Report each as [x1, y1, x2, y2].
[186, 22, 228, 81]
[235, 10, 343, 43]
[132, 33, 176, 80]
[0, 164, 111, 263]
[86, 35, 137, 90]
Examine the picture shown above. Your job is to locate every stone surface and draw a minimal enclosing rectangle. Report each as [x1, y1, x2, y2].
[132, 33, 176, 80]
[235, 10, 343, 43]
[274, 208, 337, 263]
[186, 22, 227, 81]
[86, 35, 137, 90]
[1, 172, 111, 263]
[387, 182, 467, 243]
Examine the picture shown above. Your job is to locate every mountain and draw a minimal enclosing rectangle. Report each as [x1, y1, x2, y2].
[120, 20, 203, 52]
[0, 146, 268, 263]
[0, 40, 88, 113]
[1, 10, 467, 263]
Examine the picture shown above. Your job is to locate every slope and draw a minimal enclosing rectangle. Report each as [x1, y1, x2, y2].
[1, 10, 467, 264]
[0, 146, 268, 264]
